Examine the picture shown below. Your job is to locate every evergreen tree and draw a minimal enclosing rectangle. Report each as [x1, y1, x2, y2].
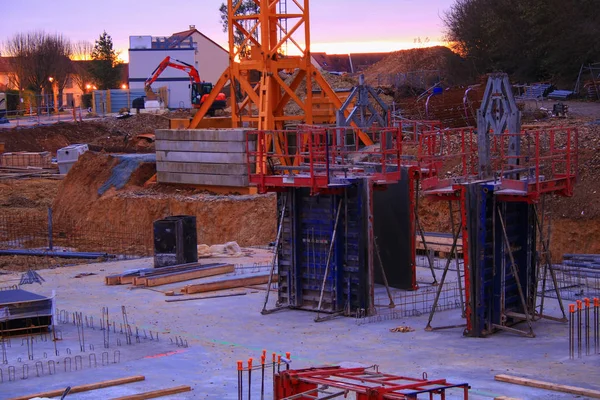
[90, 31, 120, 89]
[219, 1, 260, 57]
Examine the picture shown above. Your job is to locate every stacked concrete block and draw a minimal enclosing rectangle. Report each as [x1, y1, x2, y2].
[155, 129, 254, 187]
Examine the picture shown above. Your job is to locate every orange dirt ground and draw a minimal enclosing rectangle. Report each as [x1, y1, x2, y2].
[50, 152, 277, 249]
[1, 99, 599, 270]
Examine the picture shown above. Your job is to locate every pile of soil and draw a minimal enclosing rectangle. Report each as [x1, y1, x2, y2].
[51, 152, 277, 250]
[0, 178, 58, 211]
[363, 46, 473, 86]
[0, 114, 168, 154]
[418, 114, 600, 260]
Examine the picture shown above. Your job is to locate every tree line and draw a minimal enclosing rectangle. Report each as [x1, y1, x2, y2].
[443, 0, 600, 85]
[2, 30, 121, 108]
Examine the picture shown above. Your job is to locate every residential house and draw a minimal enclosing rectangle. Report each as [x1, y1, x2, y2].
[0, 56, 130, 108]
[128, 25, 228, 109]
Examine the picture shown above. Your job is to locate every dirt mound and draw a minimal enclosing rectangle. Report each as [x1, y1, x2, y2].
[52, 152, 276, 248]
[92, 113, 169, 137]
[363, 46, 473, 86]
[0, 114, 169, 154]
[0, 178, 58, 210]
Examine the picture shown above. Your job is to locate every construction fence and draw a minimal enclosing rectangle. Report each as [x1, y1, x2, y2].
[0, 92, 95, 127]
[0, 209, 153, 259]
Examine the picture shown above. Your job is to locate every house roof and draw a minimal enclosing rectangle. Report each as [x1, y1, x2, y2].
[170, 28, 228, 54]
[312, 52, 390, 74]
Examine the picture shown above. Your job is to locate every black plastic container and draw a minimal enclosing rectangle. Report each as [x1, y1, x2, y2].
[153, 215, 198, 268]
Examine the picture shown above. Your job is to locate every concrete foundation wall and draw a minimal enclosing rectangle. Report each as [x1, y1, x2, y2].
[155, 129, 252, 187]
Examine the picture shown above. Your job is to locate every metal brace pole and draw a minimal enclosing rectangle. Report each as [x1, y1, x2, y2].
[533, 204, 567, 321]
[497, 206, 535, 337]
[425, 220, 463, 331]
[315, 199, 343, 321]
[449, 201, 465, 317]
[374, 236, 395, 308]
[261, 195, 288, 314]
[415, 180, 437, 284]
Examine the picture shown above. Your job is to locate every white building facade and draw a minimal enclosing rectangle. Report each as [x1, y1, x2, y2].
[128, 26, 228, 109]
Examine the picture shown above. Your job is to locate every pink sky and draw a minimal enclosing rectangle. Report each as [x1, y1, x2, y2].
[1, 0, 454, 61]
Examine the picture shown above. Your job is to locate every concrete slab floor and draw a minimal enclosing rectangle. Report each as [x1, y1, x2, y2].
[0, 257, 598, 399]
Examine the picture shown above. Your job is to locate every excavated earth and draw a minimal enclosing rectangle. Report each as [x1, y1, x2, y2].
[1, 102, 599, 271]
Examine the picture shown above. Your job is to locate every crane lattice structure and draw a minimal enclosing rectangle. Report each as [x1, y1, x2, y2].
[187, 0, 373, 146]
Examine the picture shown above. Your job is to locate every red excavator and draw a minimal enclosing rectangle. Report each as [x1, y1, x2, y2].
[145, 56, 227, 115]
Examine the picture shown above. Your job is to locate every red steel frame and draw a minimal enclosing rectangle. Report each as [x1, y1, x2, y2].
[418, 127, 578, 335]
[247, 126, 407, 194]
[494, 127, 578, 203]
[274, 366, 469, 399]
[416, 127, 578, 203]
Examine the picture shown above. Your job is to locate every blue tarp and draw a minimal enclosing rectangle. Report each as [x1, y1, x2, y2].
[98, 154, 156, 195]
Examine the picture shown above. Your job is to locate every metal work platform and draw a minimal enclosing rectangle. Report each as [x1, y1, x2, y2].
[247, 126, 406, 195]
[423, 74, 577, 337]
[274, 366, 469, 399]
[251, 125, 430, 318]
[420, 127, 578, 203]
[0, 289, 53, 335]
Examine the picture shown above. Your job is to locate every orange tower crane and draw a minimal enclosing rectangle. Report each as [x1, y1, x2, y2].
[187, 0, 373, 147]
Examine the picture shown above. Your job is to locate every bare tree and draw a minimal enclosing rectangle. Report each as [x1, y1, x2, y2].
[3, 32, 31, 94]
[3, 31, 72, 111]
[72, 40, 93, 61]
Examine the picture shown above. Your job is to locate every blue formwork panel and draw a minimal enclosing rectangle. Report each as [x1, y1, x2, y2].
[465, 183, 536, 337]
[277, 183, 368, 313]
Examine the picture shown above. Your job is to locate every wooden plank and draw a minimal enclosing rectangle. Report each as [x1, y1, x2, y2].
[106, 262, 205, 286]
[182, 274, 277, 294]
[105, 274, 122, 285]
[141, 264, 234, 287]
[165, 292, 247, 302]
[9, 375, 146, 400]
[132, 264, 215, 286]
[416, 235, 463, 247]
[494, 374, 600, 399]
[111, 385, 192, 400]
[416, 243, 461, 253]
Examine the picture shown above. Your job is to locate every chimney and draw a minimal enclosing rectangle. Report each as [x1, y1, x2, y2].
[189, 25, 196, 30]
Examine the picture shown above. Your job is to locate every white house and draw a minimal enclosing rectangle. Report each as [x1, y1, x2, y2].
[128, 25, 228, 109]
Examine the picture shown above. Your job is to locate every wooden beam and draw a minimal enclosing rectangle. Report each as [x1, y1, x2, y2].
[165, 292, 247, 302]
[132, 263, 225, 286]
[111, 385, 192, 400]
[9, 375, 146, 400]
[182, 274, 277, 295]
[105, 274, 122, 285]
[106, 262, 206, 286]
[138, 264, 234, 287]
[495, 374, 600, 399]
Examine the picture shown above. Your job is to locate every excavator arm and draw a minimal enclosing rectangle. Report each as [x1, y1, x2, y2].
[145, 56, 201, 89]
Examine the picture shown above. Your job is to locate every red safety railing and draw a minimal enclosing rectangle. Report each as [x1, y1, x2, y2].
[494, 127, 578, 201]
[417, 127, 479, 193]
[246, 126, 406, 193]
